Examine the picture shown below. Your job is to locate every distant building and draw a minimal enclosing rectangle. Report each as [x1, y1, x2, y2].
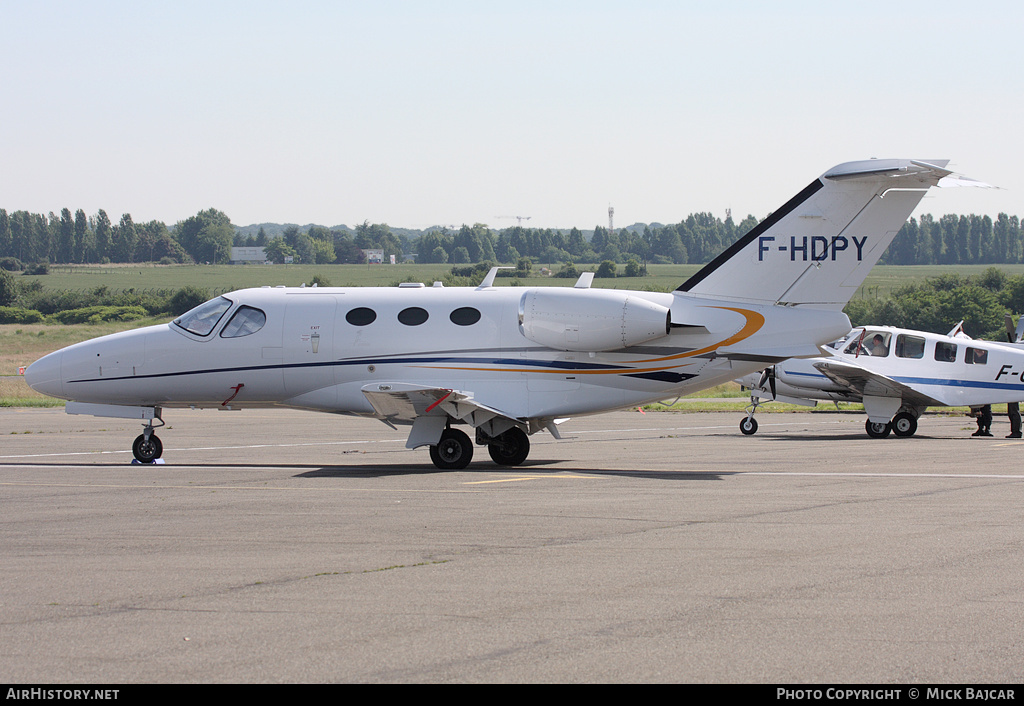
[362, 249, 384, 264]
[230, 247, 267, 264]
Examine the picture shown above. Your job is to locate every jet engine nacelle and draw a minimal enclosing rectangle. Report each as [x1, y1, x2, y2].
[519, 288, 671, 352]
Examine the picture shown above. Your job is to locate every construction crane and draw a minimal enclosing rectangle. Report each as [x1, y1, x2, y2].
[497, 216, 532, 227]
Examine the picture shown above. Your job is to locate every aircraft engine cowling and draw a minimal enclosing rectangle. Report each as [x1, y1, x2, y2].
[519, 289, 671, 352]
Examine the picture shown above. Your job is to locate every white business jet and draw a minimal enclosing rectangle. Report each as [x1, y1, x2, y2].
[24, 159, 986, 467]
[737, 321, 1024, 438]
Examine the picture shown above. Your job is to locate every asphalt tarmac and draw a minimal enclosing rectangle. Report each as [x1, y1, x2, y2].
[2, 406, 1023, 684]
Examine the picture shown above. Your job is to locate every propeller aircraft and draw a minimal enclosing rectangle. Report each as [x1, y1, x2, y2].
[737, 319, 1024, 438]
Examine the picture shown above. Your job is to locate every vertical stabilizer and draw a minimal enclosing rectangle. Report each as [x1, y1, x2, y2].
[677, 159, 972, 309]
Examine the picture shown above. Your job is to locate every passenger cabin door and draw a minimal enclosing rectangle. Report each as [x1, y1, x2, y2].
[283, 294, 337, 397]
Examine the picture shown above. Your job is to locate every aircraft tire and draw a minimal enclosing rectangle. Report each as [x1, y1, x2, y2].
[132, 433, 163, 462]
[739, 417, 758, 435]
[487, 427, 530, 466]
[865, 420, 892, 439]
[429, 428, 474, 470]
[891, 412, 917, 437]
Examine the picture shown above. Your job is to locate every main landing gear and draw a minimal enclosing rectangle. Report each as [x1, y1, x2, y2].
[484, 427, 530, 466]
[427, 425, 532, 470]
[132, 417, 165, 463]
[429, 428, 474, 470]
[865, 410, 919, 439]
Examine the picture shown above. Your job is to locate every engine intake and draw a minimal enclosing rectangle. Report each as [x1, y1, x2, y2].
[519, 289, 671, 352]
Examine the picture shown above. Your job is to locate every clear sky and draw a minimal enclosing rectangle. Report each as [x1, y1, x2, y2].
[2, 0, 1020, 230]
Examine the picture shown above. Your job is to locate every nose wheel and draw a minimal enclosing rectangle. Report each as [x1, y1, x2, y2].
[133, 433, 163, 462]
[132, 415, 165, 463]
[740, 397, 761, 435]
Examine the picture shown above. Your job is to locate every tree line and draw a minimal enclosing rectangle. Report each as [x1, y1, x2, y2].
[846, 267, 1024, 341]
[3, 205, 1024, 268]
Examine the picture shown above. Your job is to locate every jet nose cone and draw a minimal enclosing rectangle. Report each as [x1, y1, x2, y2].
[24, 351, 64, 399]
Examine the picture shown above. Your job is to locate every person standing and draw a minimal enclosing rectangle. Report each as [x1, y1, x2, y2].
[971, 405, 993, 437]
[1007, 402, 1022, 439]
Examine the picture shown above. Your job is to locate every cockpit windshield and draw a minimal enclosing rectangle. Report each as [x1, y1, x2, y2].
[173, 297, 232, 337]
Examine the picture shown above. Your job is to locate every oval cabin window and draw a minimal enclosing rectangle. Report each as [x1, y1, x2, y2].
[449, 307, 481, 326]
[398, 307, 429, 326]
[346, 307, 377, 326]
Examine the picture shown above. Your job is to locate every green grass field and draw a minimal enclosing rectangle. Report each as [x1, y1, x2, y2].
[26, 262, 698, 293]
[28, 262, 1024, 298]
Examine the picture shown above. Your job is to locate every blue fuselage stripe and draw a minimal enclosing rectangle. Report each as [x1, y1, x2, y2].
[67, 354, 653, 384]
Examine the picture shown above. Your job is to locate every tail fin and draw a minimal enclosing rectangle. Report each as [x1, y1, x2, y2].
[677, 159, 987, 310]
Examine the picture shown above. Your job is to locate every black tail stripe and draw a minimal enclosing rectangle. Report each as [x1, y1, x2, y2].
[676, 178, 825, 292]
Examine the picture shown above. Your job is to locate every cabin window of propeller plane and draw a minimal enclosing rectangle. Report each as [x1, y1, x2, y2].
[935, 341, 957, 363]
[895, 334, 925, 359]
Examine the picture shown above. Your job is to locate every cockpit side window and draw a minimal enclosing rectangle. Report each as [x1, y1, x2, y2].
[220, 306, 267, 338]
[173, 297, 232, 337]
[844, 331, 890, 357]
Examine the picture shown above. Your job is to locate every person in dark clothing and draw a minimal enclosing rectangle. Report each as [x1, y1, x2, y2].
[971, 405, 993, 437]
[1007, 402, 1022, 439]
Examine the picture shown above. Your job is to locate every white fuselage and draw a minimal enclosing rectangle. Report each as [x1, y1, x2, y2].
[25, 284, 852, 424]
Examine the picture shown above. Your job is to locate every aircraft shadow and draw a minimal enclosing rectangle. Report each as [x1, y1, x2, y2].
[298, 461, 733, 481]
[751, 432, 958, 442]
[297, 458, 561, 478]
[0, 460, 728, 480]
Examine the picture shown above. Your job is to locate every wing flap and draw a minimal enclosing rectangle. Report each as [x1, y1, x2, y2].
[812, 361, 944, 408]
[361, 382, 523, 437]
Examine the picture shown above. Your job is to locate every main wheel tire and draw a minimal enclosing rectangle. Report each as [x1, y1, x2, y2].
[429, 428, 474, 470]
[891, 411, 918, 437]
[865, 420, 892, 439]
[739, 417, 758, 435]
[487, 427, 530, 466]
[132, 433, 163, 462]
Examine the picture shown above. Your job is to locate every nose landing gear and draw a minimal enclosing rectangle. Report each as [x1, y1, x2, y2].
[132, 415, 165, 463]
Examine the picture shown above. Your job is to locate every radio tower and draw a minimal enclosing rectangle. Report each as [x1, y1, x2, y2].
[608, 205, 614, 238]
